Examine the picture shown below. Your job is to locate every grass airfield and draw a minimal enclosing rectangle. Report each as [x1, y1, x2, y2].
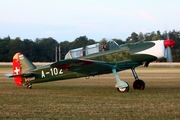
[0, 63, 180, 119]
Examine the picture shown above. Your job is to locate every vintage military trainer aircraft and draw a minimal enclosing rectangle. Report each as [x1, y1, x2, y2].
[5, 38, 175, 92]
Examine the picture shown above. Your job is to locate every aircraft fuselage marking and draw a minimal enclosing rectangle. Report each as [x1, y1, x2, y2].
[25, 77, 35, 82]
[14, 67, 20, 75]
[41, 68, 63, 78]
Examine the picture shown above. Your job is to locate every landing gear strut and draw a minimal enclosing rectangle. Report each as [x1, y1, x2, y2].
[131, 67, 145, 90]
[112, 68, 129, 92]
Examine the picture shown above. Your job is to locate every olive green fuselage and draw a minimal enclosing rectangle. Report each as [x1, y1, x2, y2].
[24, 41, 157, 85]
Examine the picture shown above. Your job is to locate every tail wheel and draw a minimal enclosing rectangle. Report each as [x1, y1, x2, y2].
[117, 82, 129, 92]
[27, 84, 32, 89]
[133, 80, 145, 90]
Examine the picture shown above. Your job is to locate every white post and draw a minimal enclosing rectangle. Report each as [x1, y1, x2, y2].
[59, 46, 61, 61]
[55, 46, 57, 62]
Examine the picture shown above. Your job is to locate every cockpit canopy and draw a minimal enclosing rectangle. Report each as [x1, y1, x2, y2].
[65, 40, 119, 59]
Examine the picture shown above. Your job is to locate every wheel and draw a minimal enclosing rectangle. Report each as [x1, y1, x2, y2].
[27, 85, 32, 89]
[133, 80, 145, 90]
[117, 82, 129, 92]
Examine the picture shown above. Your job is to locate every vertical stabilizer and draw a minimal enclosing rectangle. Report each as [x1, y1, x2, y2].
[12, 52, 36, 86]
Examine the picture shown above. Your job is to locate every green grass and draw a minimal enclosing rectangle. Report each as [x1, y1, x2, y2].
[0, 66, 180, 120]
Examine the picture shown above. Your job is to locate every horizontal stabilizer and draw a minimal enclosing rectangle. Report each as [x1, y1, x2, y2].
[4, 74, 13, 78]
[4, 73, 34, 78]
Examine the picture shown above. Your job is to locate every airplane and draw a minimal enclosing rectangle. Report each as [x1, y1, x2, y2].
[5, 38, 175, 92]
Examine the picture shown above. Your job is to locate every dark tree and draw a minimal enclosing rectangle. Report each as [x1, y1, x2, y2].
[59, 41, 70, 59]
[70, 36, 89, 49]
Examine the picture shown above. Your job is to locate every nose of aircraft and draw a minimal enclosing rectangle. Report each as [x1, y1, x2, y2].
[164, 39, 175, 48]
[164, 39, 175, 63]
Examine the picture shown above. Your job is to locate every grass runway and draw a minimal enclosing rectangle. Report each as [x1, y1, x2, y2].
[0, 63, 180, 119]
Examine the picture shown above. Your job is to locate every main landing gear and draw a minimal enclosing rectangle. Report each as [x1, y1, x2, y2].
[112, 67, 145, 93]
[112, 68, 129, 92]
[131, 67, 145, 90]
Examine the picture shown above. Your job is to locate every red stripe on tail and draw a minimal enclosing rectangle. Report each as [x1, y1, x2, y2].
[12, 53, 23, 86]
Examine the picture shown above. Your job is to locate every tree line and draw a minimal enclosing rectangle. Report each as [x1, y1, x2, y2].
[0, 30, 179, 62]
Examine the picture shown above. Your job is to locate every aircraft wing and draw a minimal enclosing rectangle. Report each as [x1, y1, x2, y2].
[51, 59, 140, 76]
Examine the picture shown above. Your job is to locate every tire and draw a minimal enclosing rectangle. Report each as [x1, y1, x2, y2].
[27, 85, 32, 89]
[133, 80, 145, 90]
[117, 82, 129, 92]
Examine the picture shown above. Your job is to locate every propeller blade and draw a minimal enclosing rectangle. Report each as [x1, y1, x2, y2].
[166, 46, 173, 67]
[166, 46, 172, 62]
[167, 32, 170, 40]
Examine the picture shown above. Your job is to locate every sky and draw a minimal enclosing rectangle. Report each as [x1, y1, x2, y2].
[0, 0, 180, 42]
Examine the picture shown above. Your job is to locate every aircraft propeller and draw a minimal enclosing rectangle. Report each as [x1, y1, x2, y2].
[164, 32, 175, 66]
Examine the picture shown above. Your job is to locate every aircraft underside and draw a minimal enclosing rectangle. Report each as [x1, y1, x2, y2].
[7, 38, 175, 93]
[25, 64, 145, 93]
